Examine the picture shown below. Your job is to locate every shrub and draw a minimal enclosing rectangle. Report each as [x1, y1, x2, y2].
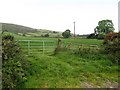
[97, 33, 105, 39]
[87, 33, 97, 39]
[104, 32, 120, 64]
[2, 35, 29, 88]
[2, 59, 27, 88]
[2, 34, 14, 41]
[53, 31, 58, 33]
[44, 33, 49, 37]
[2, 35, 21, 61]
[23, 33, 26, 36]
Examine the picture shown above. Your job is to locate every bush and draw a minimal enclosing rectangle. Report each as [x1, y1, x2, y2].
[74, 47, 107, 60]
[97, 33, 105, 39]
[2, 35, 21, 61]
[2, 34, 14, 41]
[2, 35, 29, 88]
[2, 59, 27, 88]
[87, 33, 97, 39]
[53, 31, 58, 33]
[87, 33, 105, 39]
[104, 32, 120, 64]
[44, 33, 49, 37]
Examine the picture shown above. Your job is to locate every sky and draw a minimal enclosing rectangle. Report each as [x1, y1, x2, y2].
[0, 0, 119, 34]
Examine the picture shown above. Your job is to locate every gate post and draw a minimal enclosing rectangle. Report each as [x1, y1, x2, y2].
[43, 41, 45, 55]
[28, 40, 30, 55]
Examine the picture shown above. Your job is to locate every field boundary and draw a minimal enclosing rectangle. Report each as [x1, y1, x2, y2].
[17, 40, 57, 55]
[65, 43, 100, 50]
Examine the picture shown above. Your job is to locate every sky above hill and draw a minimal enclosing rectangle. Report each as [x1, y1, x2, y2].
[0, 0, 119, 34]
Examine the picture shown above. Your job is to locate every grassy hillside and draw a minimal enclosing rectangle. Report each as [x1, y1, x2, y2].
[1, 23, 37, 34]
[1, 23, 90, 38]
[1, 23, 61, 37]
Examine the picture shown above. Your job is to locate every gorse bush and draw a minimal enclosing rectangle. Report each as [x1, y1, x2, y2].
[2, 35, 29, 88]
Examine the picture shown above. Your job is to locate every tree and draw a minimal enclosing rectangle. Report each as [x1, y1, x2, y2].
[94, 20, 115, 35]
[62, 29, 71, 38]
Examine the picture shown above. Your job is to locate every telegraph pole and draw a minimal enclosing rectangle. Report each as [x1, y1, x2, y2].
[73, 22, 76, 38]
[118, 1, 120, 32]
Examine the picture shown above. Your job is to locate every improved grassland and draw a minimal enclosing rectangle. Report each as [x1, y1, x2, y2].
[3, 32, 119, 88]
[24, 51, 118, 88]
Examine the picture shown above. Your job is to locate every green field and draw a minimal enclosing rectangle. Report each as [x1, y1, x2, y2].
[5, 32, 103, 45]
[3, 32, 119, 88]
[24, 52, 118, 88]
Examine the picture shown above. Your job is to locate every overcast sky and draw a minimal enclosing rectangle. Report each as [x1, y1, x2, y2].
[0, 0, 119, 34]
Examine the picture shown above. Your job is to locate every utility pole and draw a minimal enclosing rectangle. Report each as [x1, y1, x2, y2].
[118, 1, 120, 32]
[73, 22, 75, 38]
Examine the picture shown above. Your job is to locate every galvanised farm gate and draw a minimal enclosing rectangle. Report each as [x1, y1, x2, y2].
[17, 40, 57, 55]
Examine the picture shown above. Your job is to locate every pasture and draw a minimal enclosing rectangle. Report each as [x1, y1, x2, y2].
[3, 32, 119, 88]
[24, 52, 118, 88]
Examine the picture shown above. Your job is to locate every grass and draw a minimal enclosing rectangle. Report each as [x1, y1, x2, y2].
[62, 38, 103, 46]
[3, 32, 118, 88]
[3, 32, 103, 46]
[24, 51, 118, 88]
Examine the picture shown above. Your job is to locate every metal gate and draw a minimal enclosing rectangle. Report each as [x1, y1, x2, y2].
[17, 40, 57, 55]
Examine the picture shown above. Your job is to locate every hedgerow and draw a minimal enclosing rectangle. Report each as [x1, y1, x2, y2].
[104, 32, 120, 65]
[2, 35, 29, 88]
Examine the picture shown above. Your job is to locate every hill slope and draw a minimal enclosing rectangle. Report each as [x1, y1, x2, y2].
[1, 23, 61, 37]
[1, 23, 37, 34]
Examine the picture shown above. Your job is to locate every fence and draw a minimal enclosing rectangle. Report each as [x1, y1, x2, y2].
[17, 40, 100, 55]
[62, 42, 100, 50]
[17, 40, 57, 55]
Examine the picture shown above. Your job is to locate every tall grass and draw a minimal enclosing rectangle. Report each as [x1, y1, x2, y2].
[24, 50, 118, 88]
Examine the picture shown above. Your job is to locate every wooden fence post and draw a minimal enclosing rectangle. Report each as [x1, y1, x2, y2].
[57, 38, 61, 49]
[28, 40, 30, 55]
[43, 41, 44, 55]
